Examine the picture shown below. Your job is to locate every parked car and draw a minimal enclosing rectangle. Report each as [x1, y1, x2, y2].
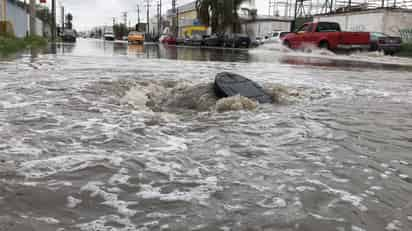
[103, 29, 115, 41]
[264, 31, 289, 44]
[282, 22, 370, 52]
[184, 34, 204, 46]
[223, 34, 251, 48]
[159, 34, 177, 45]
[128, 31, 145, 44]
[62, 29, 76, 43]
[369, 32, 402, 55]
[250, 36, 265, 47]
[204, 34, 225, 47]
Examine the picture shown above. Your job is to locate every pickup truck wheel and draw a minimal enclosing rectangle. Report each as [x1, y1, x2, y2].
[283, 40, 291, 49]
[319, 41, 329, 50]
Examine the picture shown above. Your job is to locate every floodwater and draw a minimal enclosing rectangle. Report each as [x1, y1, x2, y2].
[1, 39, 412, 231]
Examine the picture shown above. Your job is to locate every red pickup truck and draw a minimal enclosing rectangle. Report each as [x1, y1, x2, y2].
[282, 22, 370, 51]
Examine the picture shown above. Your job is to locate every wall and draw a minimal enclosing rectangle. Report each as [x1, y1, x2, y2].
[3, 0, 45, 37]
[244, 20, 291, 38]
[316, 11, 385, 32]
[315, 9, 412, 41]
[384, 11, 412, 42]
[6, 0, 29, 37]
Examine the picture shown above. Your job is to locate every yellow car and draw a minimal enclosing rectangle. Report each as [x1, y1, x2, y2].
[128, 31, 145, 44]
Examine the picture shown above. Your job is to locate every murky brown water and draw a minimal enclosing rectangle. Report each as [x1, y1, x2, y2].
[1, 39, 412, 231]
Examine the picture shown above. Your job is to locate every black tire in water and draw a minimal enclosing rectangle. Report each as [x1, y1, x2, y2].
[283, 40, 291, 49]
[319, 41, 330, 50]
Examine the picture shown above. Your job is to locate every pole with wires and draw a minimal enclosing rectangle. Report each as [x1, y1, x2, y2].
[51, 0, 56, 41]
[145, 0, 150, 38]
[29, 0, 36, 36]
[2, 0, 6, 22]
[137, 3, 140, 30]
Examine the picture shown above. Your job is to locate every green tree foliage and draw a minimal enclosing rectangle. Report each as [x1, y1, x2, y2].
[196, 0, 250, 33]
[113, 24, 128, 39]
[66, 13, 73, 30]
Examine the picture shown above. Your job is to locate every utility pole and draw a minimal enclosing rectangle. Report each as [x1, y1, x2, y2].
[29, 0, 36, 36]
[61, 6, 64, 34]
[157, 1, 160, 36]
[172, 0, 176, 36]
[2, 0, 6, 22]
[159, 0, 162, 34]
[51, 0, 56, 42]
[137, 4, 140, 28]
[145, 0, 150, 37]
[122, 12, 127, 26]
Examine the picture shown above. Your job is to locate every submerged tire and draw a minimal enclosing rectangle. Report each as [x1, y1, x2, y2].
[283, 40, 291, 49]
[319, 41, 330, 50]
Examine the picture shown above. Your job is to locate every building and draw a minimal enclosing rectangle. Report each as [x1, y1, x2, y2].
[314, 8, 412, 42]
[0, 0, 47, 37]
[176, 1, 206, 37]
[241, 16, 293, 38]
[166, 0, 292, 39]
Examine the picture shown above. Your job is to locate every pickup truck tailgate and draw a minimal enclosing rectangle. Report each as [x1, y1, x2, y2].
[340, 32, 370, 44]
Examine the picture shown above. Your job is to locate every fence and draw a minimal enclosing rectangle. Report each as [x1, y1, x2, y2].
[400, 28, 412, 43]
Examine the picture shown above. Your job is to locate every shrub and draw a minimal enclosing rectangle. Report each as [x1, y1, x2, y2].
[0, 21, 15, 38]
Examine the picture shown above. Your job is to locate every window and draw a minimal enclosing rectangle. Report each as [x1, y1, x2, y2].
[316, 22, 341, 32]
[296, 24, 309, 33]
[280, 32, 289, 38]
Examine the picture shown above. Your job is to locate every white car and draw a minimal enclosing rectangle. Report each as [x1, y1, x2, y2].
[264, 31, 290, 44]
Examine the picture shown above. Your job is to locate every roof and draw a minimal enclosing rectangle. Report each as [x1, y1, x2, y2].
[177, 1, 197, 13]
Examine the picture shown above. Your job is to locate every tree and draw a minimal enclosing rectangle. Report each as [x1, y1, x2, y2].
[113, 23, 128, 39]
[196, 0, 251, 33]
[65, 13, 73, 29]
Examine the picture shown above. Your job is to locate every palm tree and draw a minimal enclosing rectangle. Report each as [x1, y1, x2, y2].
[196, 0, 251, 33]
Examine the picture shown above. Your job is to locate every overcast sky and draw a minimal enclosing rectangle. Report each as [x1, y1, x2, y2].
[38, 0, 270, 30]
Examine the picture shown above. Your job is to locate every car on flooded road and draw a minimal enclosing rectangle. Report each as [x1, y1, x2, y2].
[204, 34, 225, 47]
[159, 34, 177, 45]
[264, 31, 290, 44]
[282, 22, 370, 52]
[128, 31, 145, 45]
[62, 29, 77, 43]
[369, 32, 402, 55]
[223, 33, 251, 48]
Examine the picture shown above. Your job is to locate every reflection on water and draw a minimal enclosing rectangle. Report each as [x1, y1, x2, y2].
[41, 39, 412, 71]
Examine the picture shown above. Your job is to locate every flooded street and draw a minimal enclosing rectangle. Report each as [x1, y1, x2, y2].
[1, 39, 412, 231]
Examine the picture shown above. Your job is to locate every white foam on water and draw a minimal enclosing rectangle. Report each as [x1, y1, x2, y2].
[307, 179, 367, 212]
[215, 95, 257, 113]
[257, 197, 287, 209]
[34, 217, 60, 224]
[309, 213, 345, 222]
[6, 138, 43, 157]
[284, 169, 305, 177]
[108, 168, 130, 186]
[352, 225, 366, 231]
[67, 196, 82, 209]
[81, 181, 138, 217]
[120, 85, 150, 110]
[399, 174, 409, 179]
[296, 186, 316, 192]
[136, 176, 221, 204]
[146, 212, 172, 219]
[223, 204, 245, 212]
[18, 155, 123, 179]
[77, 215, 140, 231]
[385, 220, 402, 231]
[370, 186, 383, 191]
